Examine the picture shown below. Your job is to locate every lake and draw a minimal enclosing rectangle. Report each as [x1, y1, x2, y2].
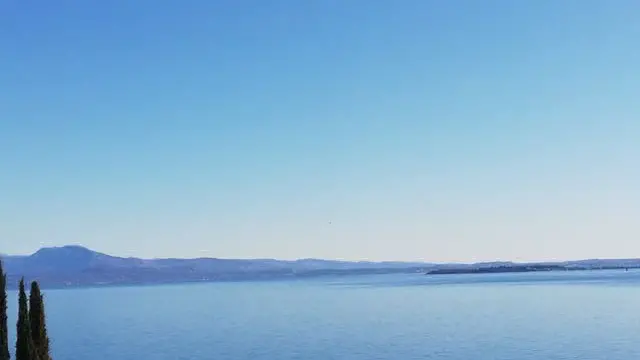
[7, 270, 640, 359]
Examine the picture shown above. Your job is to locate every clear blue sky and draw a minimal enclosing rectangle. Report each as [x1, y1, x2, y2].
[1, 1, 639, 262]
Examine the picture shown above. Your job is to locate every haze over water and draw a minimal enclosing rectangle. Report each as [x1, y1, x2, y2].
[7, 272, 640, 360]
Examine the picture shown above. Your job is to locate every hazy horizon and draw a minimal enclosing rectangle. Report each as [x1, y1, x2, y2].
[5, 243, 640, 265]
[2, 1, 639, 263]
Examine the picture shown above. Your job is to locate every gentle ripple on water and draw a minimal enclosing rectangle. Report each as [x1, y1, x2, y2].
[6, 270, 640, 360]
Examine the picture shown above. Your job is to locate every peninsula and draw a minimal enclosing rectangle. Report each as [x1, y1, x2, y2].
[427, 264, 631, 275]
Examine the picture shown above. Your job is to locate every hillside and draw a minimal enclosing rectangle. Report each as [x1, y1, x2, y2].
[1, 246, 429, 288]
[3, 246, 639, 289]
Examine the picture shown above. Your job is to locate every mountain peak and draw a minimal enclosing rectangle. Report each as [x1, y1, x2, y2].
[32, 245, 95, 256]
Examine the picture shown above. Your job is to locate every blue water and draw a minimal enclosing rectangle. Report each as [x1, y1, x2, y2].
[7, 270, 640, 359]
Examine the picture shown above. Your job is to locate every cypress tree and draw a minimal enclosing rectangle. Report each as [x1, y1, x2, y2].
[0, 261, 9, 360]
[15, 279, 37, 360]
[29, 283, 50, 360]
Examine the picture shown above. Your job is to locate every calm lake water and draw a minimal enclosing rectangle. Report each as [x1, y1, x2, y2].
[7, 270, 640, 359]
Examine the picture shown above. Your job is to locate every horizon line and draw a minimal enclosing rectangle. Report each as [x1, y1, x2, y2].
[4, 244, 640, 265]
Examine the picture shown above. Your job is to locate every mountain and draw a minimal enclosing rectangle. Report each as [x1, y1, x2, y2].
[3, 246, 639, 289]
[4, 245, 143, 275]
[0, 246, 430, 288]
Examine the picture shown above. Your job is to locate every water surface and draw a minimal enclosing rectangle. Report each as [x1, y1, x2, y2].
[7, 270, 640, 359]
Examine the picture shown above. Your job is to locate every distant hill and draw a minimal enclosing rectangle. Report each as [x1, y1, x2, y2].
[0, 246, 430, 288]
[2, 246, 639, 289]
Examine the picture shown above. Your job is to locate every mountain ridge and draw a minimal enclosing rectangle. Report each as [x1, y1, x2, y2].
[2, 245, 639, 289]
[0, 245, 431, 288]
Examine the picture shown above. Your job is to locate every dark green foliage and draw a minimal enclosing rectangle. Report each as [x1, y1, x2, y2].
[0, 261, 9, 360]
[15, 279, 37, 360]
[29, 283, 50, 360]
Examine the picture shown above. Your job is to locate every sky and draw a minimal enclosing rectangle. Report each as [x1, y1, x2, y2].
[1, 0, 639, 262]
